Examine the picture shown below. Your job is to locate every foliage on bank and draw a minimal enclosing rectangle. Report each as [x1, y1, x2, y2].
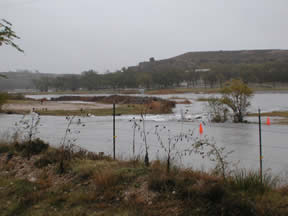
[0, 139, 287, 216]
[0, 92, 8, 111]
[207, 79, 253, 123]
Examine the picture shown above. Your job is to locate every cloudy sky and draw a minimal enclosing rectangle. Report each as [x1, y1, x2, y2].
[1, 0, 288, 74]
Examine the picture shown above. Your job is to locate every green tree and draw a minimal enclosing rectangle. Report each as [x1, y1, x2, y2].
[81, 70, 100, 90]
[221, 79, 253, 123]
[0, 19, 23, 52]
[136, 72, 152, 88]
[0, 92, 8, 111]
[1, 19, 23, 79]
[206, 97, 229, 123]
[33, 77, 51, 92]
[0, 19, 23, 107]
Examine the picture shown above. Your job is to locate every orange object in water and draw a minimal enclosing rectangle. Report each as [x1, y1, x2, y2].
[199, 123, 203, 135]
[266, 117, 271, 125]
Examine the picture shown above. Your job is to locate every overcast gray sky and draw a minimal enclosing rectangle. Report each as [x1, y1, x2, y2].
[1, 0, 288, 74]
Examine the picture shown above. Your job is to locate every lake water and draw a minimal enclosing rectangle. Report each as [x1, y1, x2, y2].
[1, 92, 288, 177]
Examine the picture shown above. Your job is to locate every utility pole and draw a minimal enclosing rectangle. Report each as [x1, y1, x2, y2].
[113, 103, 116, 160]
[258, 109, 263, 184]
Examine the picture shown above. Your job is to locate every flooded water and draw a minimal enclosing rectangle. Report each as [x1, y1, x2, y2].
[1, 92, 288, 176]
[26, 91, 288, 114]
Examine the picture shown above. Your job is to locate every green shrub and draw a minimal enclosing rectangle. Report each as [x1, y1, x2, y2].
[0, 92, 8, 111]
[202, 183, 226, 202]
[14, 138, 49, 158]
[148, 171, 176, 192]
[8, 93, 25, 100]
[0, 144, 10, 153]
[34, 148, 61, 168]
[229, 169, 278, 194]
[72, 160, 96, 179]
[34, 158, 53, 168]
[220, 194, 257, 216]
[174, 176, 225, 202]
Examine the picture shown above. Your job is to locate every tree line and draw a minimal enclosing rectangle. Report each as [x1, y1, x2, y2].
[33, 61, 288, 92]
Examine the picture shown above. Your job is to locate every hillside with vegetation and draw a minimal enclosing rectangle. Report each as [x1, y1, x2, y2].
[2, 50, 288, 92]
[34, 49, 288, 92]
[170, 49, 288, 65]
[0, 71, 58, 91]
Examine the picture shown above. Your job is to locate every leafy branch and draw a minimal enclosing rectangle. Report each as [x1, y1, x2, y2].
[0, 19, 24, 52]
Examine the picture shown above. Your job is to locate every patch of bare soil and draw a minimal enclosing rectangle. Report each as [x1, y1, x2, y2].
[123, 176, 157, 205]
[0, 153, 73, 186]
[2, 101, 112, 112]
[51, 94, 175, 106]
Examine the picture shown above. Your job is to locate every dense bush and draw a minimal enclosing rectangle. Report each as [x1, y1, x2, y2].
[0, 144, 10, 153]
[229, 169, 278, 194]
[8, 93, 26, 100]
[14, 138, 49, 158]
[0, 92, 8, 111]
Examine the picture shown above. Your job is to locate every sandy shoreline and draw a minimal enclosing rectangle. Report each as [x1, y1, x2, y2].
[2, 101, 113, 112]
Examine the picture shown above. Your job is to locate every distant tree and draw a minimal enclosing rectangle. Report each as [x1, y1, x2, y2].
[33, 77, 51, 92]
[0, 92, 8, 111]
[0, 19, 23, 106]
[81, 70, 100, 90]
[206, 97, 229, 123]
[221, 79, 253, 123]
[0, 19, 23, 52]
[203, 71, 217, 88]
[136, 72, 152, 88]
[185, 70, 200, 87]
[64, 75, 80, 91]
[216, 73, 225, 87]
[0, 74, 7, 79]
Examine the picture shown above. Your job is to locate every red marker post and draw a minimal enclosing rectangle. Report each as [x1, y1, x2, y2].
[199, 123, 203, 135]
[266, 117, 271, 125]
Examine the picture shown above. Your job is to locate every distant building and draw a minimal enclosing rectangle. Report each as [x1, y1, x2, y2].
[195, 68, 210, 73]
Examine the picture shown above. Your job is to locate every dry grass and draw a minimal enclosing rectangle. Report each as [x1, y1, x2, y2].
[248, 111, 288, 125]
[172, 99, 192, 104]
[6, 99, 36, 104]
[146, 101, 174, 113]
[196, 97, 212, 102]
[1, 145, 288, 215]
[3, 103, 174, 116]
[249, 111, 288, 118]
[27, 89, 141, 95]
[168, 96, 187, 100]
[146, 88, 220, 95]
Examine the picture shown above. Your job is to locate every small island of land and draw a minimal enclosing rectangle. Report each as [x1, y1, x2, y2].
[1, 95, 176, 116]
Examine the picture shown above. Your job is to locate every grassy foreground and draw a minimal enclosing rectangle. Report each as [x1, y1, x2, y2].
[1, 141, 288, 216]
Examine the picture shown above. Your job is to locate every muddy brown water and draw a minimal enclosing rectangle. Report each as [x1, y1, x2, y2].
[1, 92, 288, 178]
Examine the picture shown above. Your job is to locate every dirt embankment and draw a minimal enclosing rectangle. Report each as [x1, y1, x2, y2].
[51, 95, 175, 105]
[2, 95, 176, 115]
[51, 95, 176, 114]
[2, 101, 112, 112]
